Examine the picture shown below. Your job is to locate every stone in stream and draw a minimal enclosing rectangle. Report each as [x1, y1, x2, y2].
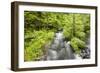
[80, 47, 90, 59]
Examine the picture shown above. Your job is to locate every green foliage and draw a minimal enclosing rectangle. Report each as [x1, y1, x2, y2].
[63, 14, 73, 40]
[24, 30, 54, 61]
[24, 11, 90, 61]
[75, 31, 86, 41]
[70, 37, 86, 54]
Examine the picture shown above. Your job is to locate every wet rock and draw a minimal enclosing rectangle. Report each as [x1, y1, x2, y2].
[80, 47, 90, 59]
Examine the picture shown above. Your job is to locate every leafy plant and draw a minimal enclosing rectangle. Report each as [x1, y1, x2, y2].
[70, 37, 86, 54]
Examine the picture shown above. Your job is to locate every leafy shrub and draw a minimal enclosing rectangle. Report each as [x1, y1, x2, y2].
[24, 30, 54, 61]
[70, 37, 86, 54]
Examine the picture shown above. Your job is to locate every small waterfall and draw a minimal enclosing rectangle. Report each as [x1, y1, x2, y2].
[45, 30, 76, 60]
[46, 31, 65, 60]
[40, 30, 90, 61]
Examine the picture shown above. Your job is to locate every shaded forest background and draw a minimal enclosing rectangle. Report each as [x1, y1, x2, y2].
[24, 11, 90, 61]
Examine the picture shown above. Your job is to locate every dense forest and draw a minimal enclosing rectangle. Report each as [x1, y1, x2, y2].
[24, 11, 90, 61]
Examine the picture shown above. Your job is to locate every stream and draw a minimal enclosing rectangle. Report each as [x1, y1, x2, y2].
[41, 30, 90, 61]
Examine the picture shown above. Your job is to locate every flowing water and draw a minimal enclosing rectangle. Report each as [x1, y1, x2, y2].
[46, 31, 77, 60]
[41, 31, 90, 61]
